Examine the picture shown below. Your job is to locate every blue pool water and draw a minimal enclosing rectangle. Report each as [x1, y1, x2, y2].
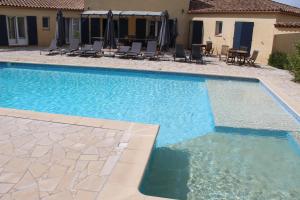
[1, 62, 300, 199]
[0, 63, 214, 147]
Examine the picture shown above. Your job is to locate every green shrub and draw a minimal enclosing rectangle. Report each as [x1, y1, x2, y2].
[268, 52, 288, 69]
[285, 42, 300, 82]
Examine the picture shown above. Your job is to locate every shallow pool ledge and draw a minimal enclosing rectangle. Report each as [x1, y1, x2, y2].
[0, 107, 162, 200]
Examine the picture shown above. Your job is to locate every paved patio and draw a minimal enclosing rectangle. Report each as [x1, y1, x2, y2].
[0, 115, 127, 200]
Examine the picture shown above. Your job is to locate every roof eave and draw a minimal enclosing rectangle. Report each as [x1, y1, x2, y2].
[0, 5, 84, 11]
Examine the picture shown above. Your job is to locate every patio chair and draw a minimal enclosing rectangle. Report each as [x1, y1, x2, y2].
[115, 46, 130, 56]
[174, 44, 189, 62]
[44, 39, 59, 55]
[63, 39, 80, 55]
[143, 41, 158, 59]
[126, 42, 142, 58]
[72, 44, 93, 56]
[190, 45, 203, 64]
[84, 41, 104, 57]
[246, 50, 259, 66]
[226, 49, 236, 64]
[205, 41, 214, 56]
[219, 45, 229, 61]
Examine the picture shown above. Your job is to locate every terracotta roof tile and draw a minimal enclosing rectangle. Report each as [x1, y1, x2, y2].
[189, 0, 300, 16]
[0, 0, 84, 10]
[275, 22, 300, 28]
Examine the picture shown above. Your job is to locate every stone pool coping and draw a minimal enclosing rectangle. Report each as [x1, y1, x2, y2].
[1, 60, 300, 199]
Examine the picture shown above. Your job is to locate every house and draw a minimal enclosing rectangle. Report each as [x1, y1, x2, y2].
[1, 0, 300, 64]
[0, 0, 83, 46]
[188, 0, 300, 63]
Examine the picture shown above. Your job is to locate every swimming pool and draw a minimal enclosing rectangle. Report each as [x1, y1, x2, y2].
[0, 62, 300, 199]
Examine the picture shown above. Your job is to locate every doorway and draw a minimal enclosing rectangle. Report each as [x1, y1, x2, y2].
[6, 16, 28, 46]
[136, 18, 146, 39]
[191, 20, 203, 45]
[233, 22, 254, 53]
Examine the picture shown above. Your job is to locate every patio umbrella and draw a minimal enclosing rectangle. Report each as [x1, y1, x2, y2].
[104, 10, 116, 49]
[56, 10, 65, 46]
[158, 10, 170, 51]
[170, 18, 178, 48]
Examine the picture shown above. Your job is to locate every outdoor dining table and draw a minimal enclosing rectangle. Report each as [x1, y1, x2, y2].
[228, 49, 248, 65]
[192, 44, 206, 52]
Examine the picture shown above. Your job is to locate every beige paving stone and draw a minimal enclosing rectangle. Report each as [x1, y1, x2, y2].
[0, 172, 24, 184]
[0, 143, 14, 155]
[101, 119, 132, 131]
[0, 184, 13, 194]
[57, 172, 77, 191]
[100, 155, 120, 176]
[74, 160, 89, 172]
[31, 145, 51, 157]
[51, 144, 65, 162]
[108, 162, 145, 187]
[66, 151, 81, 160]
[38, 177, 61, 192]
[75, 175, 107, 192]
[14, 171, 37, 190]
[47, 165, 67, 178]
[11, 185, 39, 200]
[0, 156, 10, 168]
[0, 194, 12, 200]
[29, 162, 49, 178]
[37, 137, 53, 146]
[49, 133, 64, 142]
[120, 149, 151, 165]
[87, 161, 105, 175]
[3, 158, 30, 173]
[79, 155, 98, 161]
[83, 146, 98, 155]
[97, 183, 141, 200]
[42, 191, 73, 200]
[75, 190, 97, 200]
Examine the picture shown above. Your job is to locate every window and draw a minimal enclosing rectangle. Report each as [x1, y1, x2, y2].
[17, 17, 25, 38]
[215, 21, 223, 36]
[42, 17, 50, 29]
[7, 17, 16, 39]
[72, 18, 80, 39]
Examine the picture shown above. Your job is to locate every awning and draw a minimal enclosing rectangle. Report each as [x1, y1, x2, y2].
[81, 10, 122, 16]
[81, 10, 163, 17]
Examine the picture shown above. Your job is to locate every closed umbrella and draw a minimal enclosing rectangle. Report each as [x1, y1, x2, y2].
[158, 10, 170, 51]
[104, 10, 116, 49]
[56, 10, 65, 46]
[170, 18, 178, 48]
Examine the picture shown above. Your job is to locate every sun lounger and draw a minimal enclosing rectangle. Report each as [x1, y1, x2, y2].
[84, 41, 104, 57]
[62, 39, 80, 55]
[44, 39, 59, 55]
[190, 44, 203, 64]
[143, 41, 158, 59]
[126, 42, 142, 58]
[70, 44, 93, 56]
[246, 50, 259, 66]
[115, 46, 130, 56]
[174, 44, 189, 62]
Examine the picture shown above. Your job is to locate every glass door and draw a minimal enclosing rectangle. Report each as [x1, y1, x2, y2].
[6, 16, 28, 46]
